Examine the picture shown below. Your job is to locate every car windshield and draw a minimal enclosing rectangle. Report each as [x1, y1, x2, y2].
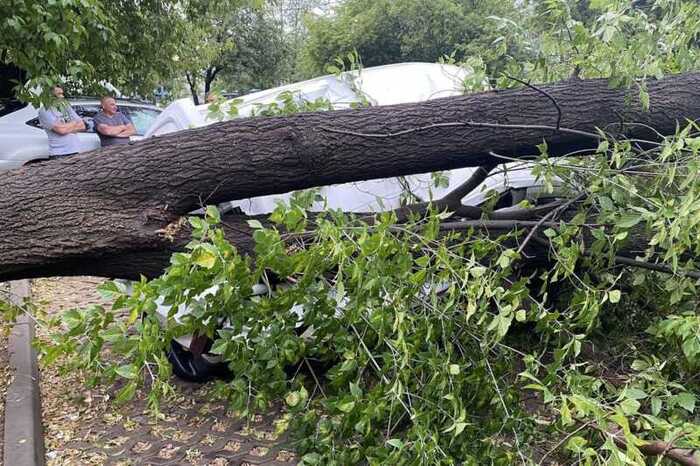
[122, 107, 161, 136]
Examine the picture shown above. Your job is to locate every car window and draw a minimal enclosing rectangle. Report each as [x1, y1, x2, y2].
[0, 99, 27, 117]
[121, 107, 161, 136]
[72, 104, 101, 133]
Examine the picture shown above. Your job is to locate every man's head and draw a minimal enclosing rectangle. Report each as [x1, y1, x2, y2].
[100, 96, 118, 115]
[52, 86, 65, 99]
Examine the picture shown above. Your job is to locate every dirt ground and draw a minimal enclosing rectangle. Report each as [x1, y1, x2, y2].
[0, 282, 11, 463]
[31, 277, 297, 466]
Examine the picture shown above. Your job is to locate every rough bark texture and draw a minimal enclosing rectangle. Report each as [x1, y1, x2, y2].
[1, 73, 700, 280]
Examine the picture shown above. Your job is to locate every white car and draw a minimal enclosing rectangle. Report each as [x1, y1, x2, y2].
[140, 63, 561, 382]
[0, 97, 161, 170]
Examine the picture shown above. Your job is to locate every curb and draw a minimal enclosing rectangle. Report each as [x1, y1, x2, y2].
[4, 280, 45, 466]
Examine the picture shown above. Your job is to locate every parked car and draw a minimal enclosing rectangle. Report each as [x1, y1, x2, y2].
[138, 63, 561, 382]
[0, 97, 161, 170]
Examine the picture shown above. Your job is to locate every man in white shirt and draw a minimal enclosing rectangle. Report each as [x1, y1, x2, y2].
[37, 85, 85, 159]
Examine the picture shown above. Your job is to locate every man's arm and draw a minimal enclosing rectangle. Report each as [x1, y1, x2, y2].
[66, 107, 85, 133]
[96, 123, 127, 136]
[51, 121, 78, 135]
[115, 122, 136, 137]
[71, 118, 85, 132]
[39, 108, 83, 135]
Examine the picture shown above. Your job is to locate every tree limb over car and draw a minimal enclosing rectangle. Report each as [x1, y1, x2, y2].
[1, 72, 699, 281]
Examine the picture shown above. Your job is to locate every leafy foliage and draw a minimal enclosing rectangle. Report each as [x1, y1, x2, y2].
[300, 0, 524, 77]
[0, 0, 191, 103]
[39, 123, 700, 462]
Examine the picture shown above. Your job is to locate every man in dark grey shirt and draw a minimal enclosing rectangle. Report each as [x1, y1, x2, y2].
[93, 96, 135, 147]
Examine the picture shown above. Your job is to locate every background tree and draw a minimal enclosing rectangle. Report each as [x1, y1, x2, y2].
[299, 0, 523, 77]
[216, 7, 292, 95]
[0, 0, 186, 103]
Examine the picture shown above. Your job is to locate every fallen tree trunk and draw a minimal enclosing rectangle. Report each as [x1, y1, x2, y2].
[1, 72, 700, 280]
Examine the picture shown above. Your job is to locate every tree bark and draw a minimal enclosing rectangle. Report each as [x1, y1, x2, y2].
[204, 66, 221, 98]
[186, 71, 200, 105]
[1, 72, 700, 281]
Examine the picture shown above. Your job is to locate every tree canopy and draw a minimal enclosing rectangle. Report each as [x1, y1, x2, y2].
[1, 0, 188, 103]
[300, 0, 524, 76]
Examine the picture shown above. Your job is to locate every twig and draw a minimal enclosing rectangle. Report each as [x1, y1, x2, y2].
[437, 219, 597, 232]
[490, 200, 566, 221]
[533, 232, 700, 280]
[505, 75, 562, 131]
[319, 120, 601, 140]
[539, 421, 594, 465]
[516, 192, 586, 255]
[613, 256, 700, 280]
[304, 357, 327, 399]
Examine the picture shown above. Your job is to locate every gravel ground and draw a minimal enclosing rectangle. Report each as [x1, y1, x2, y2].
[32, 277, 297, 466]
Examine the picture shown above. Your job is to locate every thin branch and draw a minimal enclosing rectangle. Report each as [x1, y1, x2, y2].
[516, 192, 586, 255]
[441, 162, 499, 205]
[505, 75, 562, 131]
[613, 256, 700, 280]
[533, 233, 700, 280]
[490, 200, 566, 220]
[304, 357, 327, 399]
[604, 425, 699, 466]
[539, 421, 594, 465]
[319, 121, 601, 140]
[437, 219, 592, 232]
[389, 163, 498, 222]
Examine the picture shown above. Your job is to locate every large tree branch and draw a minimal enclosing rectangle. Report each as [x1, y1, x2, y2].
[1, 73, 700, 280]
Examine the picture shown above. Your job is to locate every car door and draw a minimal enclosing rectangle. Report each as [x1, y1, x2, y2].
[70, 104, 102, 152]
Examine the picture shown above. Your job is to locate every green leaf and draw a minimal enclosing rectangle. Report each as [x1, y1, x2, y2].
[624, 388, 647, 400]
[617, 214, 642, 229]
[448, 364, 460, 375]
[193, 246, 217, 269]
[301, 453, 322, 465]
[454, 422, 468, 436]
[205, 205, 221, 224]
[386, 439, 404, 449]
[349, 382, 362, 398]
[338, 401, 355, 413]
[620, 398, 640, 415]
[115, 364, 138, 379]
[210, 339, 228, 355]
[115, 381, 137, 404]
[285, 391, 301, 407]
[674, 393, 696, 413]
[247, 219, 264, 229]
[639, 85, 649, 111]
[62, 309, 83, 329]
[608, 290, 621, 304]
